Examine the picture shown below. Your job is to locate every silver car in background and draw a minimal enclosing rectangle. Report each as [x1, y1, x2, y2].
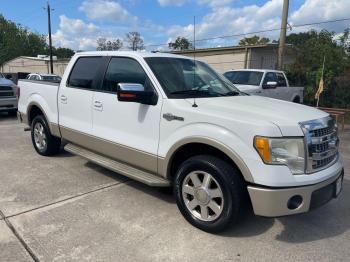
[0, 73, 18, 115]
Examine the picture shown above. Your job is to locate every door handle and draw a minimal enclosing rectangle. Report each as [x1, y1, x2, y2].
[93, 101, 103, 111]
[60, 95, 67, 104]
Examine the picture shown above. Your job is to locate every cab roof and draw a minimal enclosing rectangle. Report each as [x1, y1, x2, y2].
[74, 51, 190, 60]
[226, 69, 285, 73]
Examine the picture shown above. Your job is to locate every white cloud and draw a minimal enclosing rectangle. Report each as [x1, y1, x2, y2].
[197, 0, 233, 8]
[52, 15, 103, 50]
[53, 0, 350, 51]
[291, 0, 349, 23]
[166, 0, 282, 47]
[290, 0, 350, 31]
[158, 0, 188, 7]
[79, 0, 137, 23]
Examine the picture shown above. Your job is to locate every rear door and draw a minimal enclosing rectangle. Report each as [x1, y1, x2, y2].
[58, 56, 107, 141]
[91, 56, 162, 173]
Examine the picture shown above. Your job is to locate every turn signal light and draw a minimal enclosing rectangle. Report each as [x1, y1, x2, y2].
[254, 137, 271, 163]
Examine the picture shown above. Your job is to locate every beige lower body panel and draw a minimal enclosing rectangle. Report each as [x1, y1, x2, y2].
[60, 126, 158, 174]
[248, 170, 343, 217]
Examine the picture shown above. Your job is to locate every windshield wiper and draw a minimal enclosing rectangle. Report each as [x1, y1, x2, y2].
[170, 89, 224, 96]
[223, 90, 240, 96]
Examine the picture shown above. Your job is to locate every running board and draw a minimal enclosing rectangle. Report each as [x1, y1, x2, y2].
[64, 143, 171, 187]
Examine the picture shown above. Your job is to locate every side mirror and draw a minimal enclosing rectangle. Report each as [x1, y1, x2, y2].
[262, 81, 277, 89]
[117, 83, 157, 105]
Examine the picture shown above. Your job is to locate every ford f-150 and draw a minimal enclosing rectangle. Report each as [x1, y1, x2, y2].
[17, 52, 343, 232]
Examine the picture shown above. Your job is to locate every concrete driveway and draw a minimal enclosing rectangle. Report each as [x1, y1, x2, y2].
[0, 114, 349, 262]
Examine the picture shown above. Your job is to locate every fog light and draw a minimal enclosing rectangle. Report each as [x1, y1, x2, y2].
[287, 195, 303, 210]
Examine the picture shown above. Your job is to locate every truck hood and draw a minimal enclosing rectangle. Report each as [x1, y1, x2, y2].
[192, 95, 328, 136]
[0, 78, 15, 86]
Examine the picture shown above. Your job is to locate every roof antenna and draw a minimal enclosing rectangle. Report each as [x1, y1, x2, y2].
[192, 15, 198, 108]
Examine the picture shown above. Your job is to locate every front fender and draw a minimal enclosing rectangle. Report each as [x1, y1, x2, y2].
[158, 123, 257, 183]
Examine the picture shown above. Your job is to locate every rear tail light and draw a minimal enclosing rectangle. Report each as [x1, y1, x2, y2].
[16, 86, 20, 99]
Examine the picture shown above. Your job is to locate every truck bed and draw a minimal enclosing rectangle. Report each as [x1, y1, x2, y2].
[18, 79, 60, 126]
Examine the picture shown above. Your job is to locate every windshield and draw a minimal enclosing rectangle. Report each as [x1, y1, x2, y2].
[224, 71, 263, 86]
[0, 73, 4, 78]
[145, 57, 240, 98]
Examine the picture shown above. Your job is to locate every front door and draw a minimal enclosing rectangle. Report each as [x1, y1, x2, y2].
[92, 56, 162, 173]
[261, 72, 279, 99]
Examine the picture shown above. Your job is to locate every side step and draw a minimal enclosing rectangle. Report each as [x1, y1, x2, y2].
[64, 143, 171, 187]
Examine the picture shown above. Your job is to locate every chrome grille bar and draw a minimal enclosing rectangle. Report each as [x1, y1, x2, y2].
[300, 116, 339, 173]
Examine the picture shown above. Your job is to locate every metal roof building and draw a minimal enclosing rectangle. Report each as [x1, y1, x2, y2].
[1, 55, 70, 77]
[172, 43, 297, 73]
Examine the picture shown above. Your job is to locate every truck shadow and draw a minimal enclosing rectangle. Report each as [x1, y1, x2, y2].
[221, 177, 350, 243]
[275, 177, 350, 243]
[0, 112, 17, 121]
[80, 156, 350, 243]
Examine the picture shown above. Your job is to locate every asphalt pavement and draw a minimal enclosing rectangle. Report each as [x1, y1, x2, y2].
[0, 113, 349, 262]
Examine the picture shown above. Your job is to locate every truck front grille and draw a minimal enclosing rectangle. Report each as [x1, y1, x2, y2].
[300, 116, 339, 173]
[0, 86, 15, 97]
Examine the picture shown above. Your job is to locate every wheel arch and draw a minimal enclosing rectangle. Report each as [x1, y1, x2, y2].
[27, 102, 60, 137]
[292, 95, 301, 103]
[27, 102, 46, 126]
[159, 137, 254, 183]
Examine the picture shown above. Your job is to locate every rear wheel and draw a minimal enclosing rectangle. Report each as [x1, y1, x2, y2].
[293, 96, 300, 103]
[174, 155, 246, 233]
[31, 115, 61, 156]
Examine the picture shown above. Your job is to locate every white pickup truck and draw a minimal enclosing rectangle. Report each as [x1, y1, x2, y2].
[224, 69, 304, 103]
[18, 52, 343, 232]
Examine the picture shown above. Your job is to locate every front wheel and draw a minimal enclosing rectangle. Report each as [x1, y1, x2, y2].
[31, 115, 61, 156]
[174, 155, 246, 233]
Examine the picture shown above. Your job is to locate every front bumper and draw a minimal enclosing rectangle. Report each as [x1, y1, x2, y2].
[247, 168, 344, 217]
[0, 97, 17, 111]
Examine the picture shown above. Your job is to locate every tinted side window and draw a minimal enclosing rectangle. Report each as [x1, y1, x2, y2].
[263, 72, 277, 84]
[102, 57, 153, 93]
[276, 73, 287, 86]
[224, 72, 233, 79]
[68, 57, 103, 89]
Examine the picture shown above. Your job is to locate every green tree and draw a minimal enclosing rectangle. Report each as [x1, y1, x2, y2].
[0, 15, 74, 65]
[96, 38, 123, 51]
[52, 47, 75, 58]
[286, 29, 350, 108]
[238, 35, 270, 46]
[168, 37, 193, 51]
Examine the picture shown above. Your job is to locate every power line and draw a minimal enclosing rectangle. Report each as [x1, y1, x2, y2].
[144, 17, 350, 49]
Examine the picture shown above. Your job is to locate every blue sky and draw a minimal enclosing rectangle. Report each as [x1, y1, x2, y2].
[1, 0, 349, 51]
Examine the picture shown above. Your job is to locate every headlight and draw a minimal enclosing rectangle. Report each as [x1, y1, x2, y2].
[254, 137, 305, 175]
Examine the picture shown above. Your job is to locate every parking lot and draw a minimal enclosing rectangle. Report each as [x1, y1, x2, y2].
[0, 114, 349, 262]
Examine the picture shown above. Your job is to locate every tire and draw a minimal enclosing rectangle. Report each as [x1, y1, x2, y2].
[31, 115, 61, 156]
[293, 96, 300, 103]
[174, 155, 246, 233]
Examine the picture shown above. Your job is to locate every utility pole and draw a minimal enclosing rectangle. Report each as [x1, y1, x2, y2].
[277, 0, 289, 70]
[44, 2, 54, 74]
